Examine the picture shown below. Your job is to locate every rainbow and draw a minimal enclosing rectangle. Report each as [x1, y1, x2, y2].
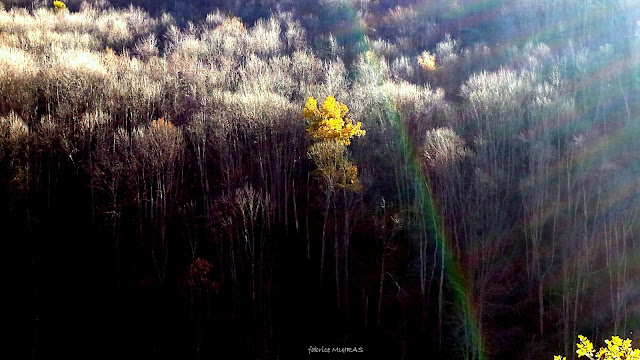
[330, 1, 488, 358]
[328, 0, 640, 357]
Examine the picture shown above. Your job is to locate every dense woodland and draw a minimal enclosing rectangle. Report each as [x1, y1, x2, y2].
[4, 0, 640, 359]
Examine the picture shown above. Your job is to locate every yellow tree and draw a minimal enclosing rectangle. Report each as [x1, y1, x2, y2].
[303, 95, 364, 300]
[303, 96, 365, 145]
[417, 51, 437, 71]
[555, 335, 640, 360]
[53, 1, 66, 12]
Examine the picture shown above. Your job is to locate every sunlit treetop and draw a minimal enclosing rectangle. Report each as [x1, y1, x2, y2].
[103, 47, 118, 70]
[53, 1, 66, 11]
[577, 335, 595, 358]
[215, 17, 245, 35]
[594, 336, 640, 360]
[417, 51, 436, 71]
[557, 335, 640, 360]
[303, 96, 365, 146]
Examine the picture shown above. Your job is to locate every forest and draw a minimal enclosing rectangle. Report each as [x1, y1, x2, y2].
[4, 0, 639, 359]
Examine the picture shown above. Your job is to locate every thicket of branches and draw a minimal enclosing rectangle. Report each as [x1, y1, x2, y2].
[4, 1, 640, 359]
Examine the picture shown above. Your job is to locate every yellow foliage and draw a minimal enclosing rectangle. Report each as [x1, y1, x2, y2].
[339, 163, 363, 192]
[556, 335, 640, 360]
[577, 335, 595, 358]
[417, 51, 436, 71]
[307, 141, 363, 193]
[304, 95, 365, 193]
[303, 96, 365, 146]
[151, 118, 173, 128]
[215, 17, 245, 36]
[53, 1, 66, 11]
[307, 140, 347, 180]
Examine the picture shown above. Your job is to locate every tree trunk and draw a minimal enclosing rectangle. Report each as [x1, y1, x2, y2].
[293, 178, 299, 235]
[320, 189, 332, 284]
[334, 200, 340, 309]
[306, 173, 311, 260]
[377, 245, 386, 338]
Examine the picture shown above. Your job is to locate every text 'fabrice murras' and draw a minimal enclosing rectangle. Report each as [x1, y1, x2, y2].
[308, 346, 364, 354]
